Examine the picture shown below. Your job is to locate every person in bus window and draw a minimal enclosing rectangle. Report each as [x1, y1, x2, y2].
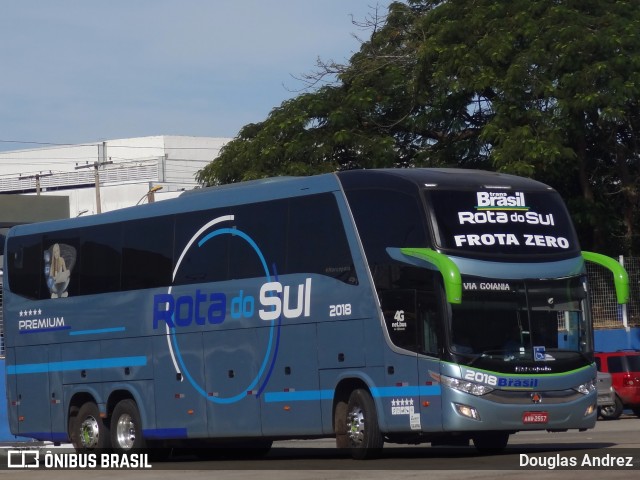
[47, 243, 70, 298]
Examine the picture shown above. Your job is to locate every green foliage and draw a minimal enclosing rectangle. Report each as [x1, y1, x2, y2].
[197, 0, 640, 255]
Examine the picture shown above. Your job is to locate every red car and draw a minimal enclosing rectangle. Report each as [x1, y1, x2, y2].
[595, 351, 640, 420]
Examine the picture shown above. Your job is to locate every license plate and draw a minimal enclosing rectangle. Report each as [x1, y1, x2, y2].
[522, 411, 548, 424]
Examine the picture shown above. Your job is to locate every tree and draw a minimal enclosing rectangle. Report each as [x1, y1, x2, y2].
[197, 0, 640, 255]
[418, 0, 640, 254]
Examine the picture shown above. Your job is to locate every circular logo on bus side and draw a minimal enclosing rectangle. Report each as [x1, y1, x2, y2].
[164, 214, 279, 404]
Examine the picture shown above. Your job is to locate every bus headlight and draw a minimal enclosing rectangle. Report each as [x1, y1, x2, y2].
[440, 374, 494, 396]
[573, 379, 596, 395]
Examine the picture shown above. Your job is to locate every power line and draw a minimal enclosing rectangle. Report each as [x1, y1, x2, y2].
[0, 156, 210, 179]
[0, 139, 78, 148]
[0, 138, 229, 151]
[0, 139, 225, 175]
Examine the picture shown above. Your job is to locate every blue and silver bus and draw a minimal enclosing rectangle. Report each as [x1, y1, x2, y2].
[3, 168, 628, 459]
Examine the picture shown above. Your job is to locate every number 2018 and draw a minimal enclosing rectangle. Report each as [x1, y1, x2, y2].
[329, 304, 352, 317]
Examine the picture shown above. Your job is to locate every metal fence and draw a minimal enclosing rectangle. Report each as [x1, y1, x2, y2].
[587, 256, 640, 330]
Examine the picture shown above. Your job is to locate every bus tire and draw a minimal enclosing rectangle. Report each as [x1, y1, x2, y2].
[70, 401, 111, 452]
[110, 399, 146, 452]
[346, 389, 384, 459]
[334, 399, 350, 448]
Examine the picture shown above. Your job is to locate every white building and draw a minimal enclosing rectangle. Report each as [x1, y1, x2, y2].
[0, 135, 230, 218]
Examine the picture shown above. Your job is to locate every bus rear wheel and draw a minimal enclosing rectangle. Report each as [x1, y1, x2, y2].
[346, 389, 384, 459]
[69, 401, 111, 452]
[110, 399, 146, 452]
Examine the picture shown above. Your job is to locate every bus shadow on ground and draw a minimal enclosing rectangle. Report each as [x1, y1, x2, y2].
[157, 442, 620, 470]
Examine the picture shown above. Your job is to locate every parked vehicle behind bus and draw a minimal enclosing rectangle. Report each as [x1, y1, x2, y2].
[595, 350, 640, 419]
[596, 371, 615, 418]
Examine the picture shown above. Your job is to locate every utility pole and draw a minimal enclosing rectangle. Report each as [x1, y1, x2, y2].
[19, 172, 53, 195]
[94, 163, 102, 213]
[95, 142, 106, 213]
[75, 143, 112, 213]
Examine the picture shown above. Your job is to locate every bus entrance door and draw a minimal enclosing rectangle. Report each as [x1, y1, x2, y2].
[380, 289, 444, 434]
[380, 289, 421, 433]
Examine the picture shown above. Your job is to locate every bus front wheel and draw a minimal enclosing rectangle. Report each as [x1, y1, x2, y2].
[346, 389, 384, 459]
[110, 399, 146, 452]
[69, 401, 111, 452]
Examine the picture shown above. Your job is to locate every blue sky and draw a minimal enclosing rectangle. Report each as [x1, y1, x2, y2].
[0, 0, 392, 152]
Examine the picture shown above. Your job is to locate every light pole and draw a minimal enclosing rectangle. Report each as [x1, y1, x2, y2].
[136, 185, 163, 206]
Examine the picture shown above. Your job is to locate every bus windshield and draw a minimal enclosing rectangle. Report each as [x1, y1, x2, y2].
[449, 276, 592, 371]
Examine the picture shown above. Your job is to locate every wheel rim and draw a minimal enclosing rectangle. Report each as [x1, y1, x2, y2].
[115, 413, 136, 449]
[601, 405, 615, 416]
[79, 416, 101, 449]
[348, 404, 365, 446]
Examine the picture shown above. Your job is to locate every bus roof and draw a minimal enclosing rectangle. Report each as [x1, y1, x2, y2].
[6, 172, 341, 237]
[336, 168, 554, 191]
[6, 168, 553, 237]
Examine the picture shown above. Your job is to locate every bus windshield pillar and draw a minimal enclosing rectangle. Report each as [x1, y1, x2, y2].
[582, 251, 629, 304]
[399, 248, 462, 304]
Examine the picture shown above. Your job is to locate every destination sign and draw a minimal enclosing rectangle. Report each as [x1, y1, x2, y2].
[428, 190, 579, 256]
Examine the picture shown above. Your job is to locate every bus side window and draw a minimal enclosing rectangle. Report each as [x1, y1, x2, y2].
[122, 216, 174, 290]
[379, 281, 442, 356]
[173, 209, 230, 285]
[419, 292, 441, 356]
[345, 189, 429, 266]
[43, 234, 80, 299]
[287, 194, 357, 284]
[231, 200, 287, 279]
[7, 236, 43, 300]
[78, 224, 123, 295]
[380, 289, 420, 353]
